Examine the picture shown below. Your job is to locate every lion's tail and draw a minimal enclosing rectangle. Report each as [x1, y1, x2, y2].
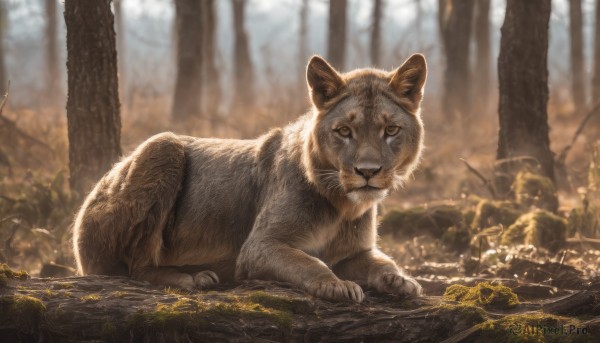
[72, 132, 186, 276]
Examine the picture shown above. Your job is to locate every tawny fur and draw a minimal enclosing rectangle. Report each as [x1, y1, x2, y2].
[73, 54, 428, 302]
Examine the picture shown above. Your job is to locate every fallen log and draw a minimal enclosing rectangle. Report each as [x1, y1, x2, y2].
[0, 275, 597, 342]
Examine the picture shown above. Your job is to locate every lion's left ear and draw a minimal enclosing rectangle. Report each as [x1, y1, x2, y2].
[389, 54, 427, 113]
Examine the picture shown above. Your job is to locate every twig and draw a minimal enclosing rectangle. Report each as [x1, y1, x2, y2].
[459, 158, 497, 198]
[557, 100, 600, 165]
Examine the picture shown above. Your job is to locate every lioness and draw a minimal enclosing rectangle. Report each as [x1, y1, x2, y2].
[73, 54, 427, 302]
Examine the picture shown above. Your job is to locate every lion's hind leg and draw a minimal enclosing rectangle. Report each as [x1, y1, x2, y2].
[73, 132, 186, 277]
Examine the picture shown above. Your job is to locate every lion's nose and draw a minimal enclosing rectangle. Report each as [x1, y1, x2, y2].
[354, 164, 382, 180]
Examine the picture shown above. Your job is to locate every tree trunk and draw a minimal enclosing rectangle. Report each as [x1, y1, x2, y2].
[171, 0, 203, 121]
[114, 0, 126, 104]
[438, 0, 475, 121]
[327, 0, 347, 71]
[370, 0, 383, 67]
[64, 0, 121, 195]
[231, 0, 254, 110]
[569, 0, 585, 113]
[473, 0, 491, 113]
[45, 0, 60, 102]
[202, 0, 220, 124]
[414, 0, 423, 46]
[496, 0, 554, 195]
[0, 1, 8, 95]
[594, 0, 600, 103]
[298, 0, 309, 79]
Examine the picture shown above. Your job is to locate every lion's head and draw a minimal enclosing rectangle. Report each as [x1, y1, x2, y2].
[303, 54, 427, 204]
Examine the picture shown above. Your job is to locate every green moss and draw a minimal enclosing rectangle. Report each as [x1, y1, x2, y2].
[0, 295, 46, 334]
[81, 294, 101, 303]
[380, 204, 465, 238]
[443, 282, 520, 310]
[475, 313, 592, 343]
[110, 291, 127, 298]
[501, 210, 567, 253]
[129, 293, 302, 335]
[0, 263, 29, 281]
[514, 171, 559, 212]
[471, 200, 523, 230]
[0, 274, 7, 288]
[568, 206, 598, 238]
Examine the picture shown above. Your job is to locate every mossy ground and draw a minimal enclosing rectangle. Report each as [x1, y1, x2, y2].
[443, 282, 520, 310]
[0, 263, 29, 287]
[471, 200, 523, 230]
[0, 294, 46, 335]
[501, 210, 567, 253]
[514, 171, 559, 212]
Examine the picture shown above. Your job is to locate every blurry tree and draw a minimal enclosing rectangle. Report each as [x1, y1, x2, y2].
[592, 0, 600, 137]
[64, 0, 121, 195]
[298, 0, 309, 79]
[0, 0, 7, 95]
[327, 0, 347, 70]
[172, 0, 203, 121]
[438, 0, 475, 121]
[370, 0, 382, 67]
[473, 0, 491, 113]
[594, 0, 600, 103]
[231, 0, 254, 110]
[45, 0, 59, 101]
[202, 0, 220, 122]
[569, 0, 585, 112]
[114, 0, 125, 103]
[496, 0, 554, 194]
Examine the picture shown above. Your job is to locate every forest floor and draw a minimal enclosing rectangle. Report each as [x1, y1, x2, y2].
[1, 264, 599, 342]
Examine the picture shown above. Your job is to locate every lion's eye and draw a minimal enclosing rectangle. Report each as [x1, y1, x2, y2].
[385, 126, 401, 136]
[336, 126, 352, 138]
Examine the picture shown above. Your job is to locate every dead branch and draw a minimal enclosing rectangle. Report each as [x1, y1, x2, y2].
[459, 158, 496, 198]
[557, 100, 600, 165]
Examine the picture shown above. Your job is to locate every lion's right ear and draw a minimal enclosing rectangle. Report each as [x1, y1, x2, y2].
[306, 55, 345, 109]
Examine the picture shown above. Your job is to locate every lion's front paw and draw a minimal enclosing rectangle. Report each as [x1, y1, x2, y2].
[371, 272, 422, 296]
[193, 270, 220, 289]
[306, 278, 365, 302]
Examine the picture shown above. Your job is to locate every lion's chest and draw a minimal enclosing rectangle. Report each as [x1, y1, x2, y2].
[298, 220, 343, 258]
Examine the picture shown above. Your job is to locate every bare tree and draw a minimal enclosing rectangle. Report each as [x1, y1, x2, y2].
[114, 0, 125, 102]
[496, 0, 554, 193]
[569, 0, 585, 112]
[438, 0, 475, 121]
[172, 0, 203, 121]
[327, 0, 347, 70]
[202, 0, 220, 121]
[64, 0, 121, 194]
[473, 0, 491, 113]
[0, 0, 6, 94]
[594, 0, 600, 103]
[298, 0, 309, 79]
[45, 0, 60, 101]
[231, 0, 254, 110]
[370, 0, 383, 67]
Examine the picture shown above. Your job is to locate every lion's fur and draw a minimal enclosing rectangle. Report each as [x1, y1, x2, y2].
[73, 54, 428, 301]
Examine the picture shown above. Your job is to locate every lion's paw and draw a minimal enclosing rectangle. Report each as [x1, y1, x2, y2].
[371, 272, 422, 296]
[193, 270, 220, 289]
[306, 279, 364, 302]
